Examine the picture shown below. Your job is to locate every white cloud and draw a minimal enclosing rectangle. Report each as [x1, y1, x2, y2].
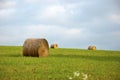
[24, 0, 39, 3]
[24, 0, 60, 4]
[109, 14, 120, 24]
[112, 31, 120, 36]
[25, 24, 81, 38]
[65, 29, 81, 37]
[0, 1, 16, 9]
[0, 9, 15, 19]
[0, 1, 16, 19]
[35, 4, 76, 26]
[37, 5, 66, 19]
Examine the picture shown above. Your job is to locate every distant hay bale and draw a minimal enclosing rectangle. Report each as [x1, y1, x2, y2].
[51, 44, 58, 49]
[88, 46, 96, 50]
[23, 38, 49, 57]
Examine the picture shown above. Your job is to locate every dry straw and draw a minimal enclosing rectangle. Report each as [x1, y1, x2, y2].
[51, 44, 58, 49]
[23, 38, 49, 57]
[88, 46, 96, 50]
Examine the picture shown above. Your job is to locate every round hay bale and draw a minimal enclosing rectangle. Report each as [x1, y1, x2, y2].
[23, 38, 49, 57]
[51, 44, 58, 49]
[88, 46, 96, 50]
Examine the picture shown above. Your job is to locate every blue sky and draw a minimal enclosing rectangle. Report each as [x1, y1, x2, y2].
[0, 0, 120, 50]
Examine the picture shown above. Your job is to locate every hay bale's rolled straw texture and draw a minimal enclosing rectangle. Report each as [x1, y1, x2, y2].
[23, 38, 49, 57]
[88, 46, 96, 50]
[51, 44, 58, 49]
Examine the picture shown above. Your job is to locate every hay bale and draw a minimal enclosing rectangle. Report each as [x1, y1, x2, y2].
[23, 38, 49, 57]
[88, 46, 96, 50]
[51, 44, 58, 49]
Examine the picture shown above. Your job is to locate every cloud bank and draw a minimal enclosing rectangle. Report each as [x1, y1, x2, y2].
[0, 0, 120, 50]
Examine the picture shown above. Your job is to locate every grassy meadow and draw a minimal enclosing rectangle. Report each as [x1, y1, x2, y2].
[0, 46, 120, 80]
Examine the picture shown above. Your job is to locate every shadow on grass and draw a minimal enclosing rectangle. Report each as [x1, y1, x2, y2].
[50, 54, 120, 62]
[0, 53, 120, 62]
[0, 54, 22, 57]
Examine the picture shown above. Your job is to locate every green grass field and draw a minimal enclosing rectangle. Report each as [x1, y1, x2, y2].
[0, 46, 120, 80]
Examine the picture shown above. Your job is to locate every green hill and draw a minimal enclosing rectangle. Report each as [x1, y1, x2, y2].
[0, 46, 120, 80]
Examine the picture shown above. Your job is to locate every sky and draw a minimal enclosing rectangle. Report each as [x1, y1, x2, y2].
[0, 0, 120, 50]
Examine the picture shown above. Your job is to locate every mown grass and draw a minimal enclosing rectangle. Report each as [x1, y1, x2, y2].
[0, 46, 120, 80]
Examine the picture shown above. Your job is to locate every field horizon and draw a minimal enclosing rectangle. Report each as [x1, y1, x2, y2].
[0, 45, 120, 51]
